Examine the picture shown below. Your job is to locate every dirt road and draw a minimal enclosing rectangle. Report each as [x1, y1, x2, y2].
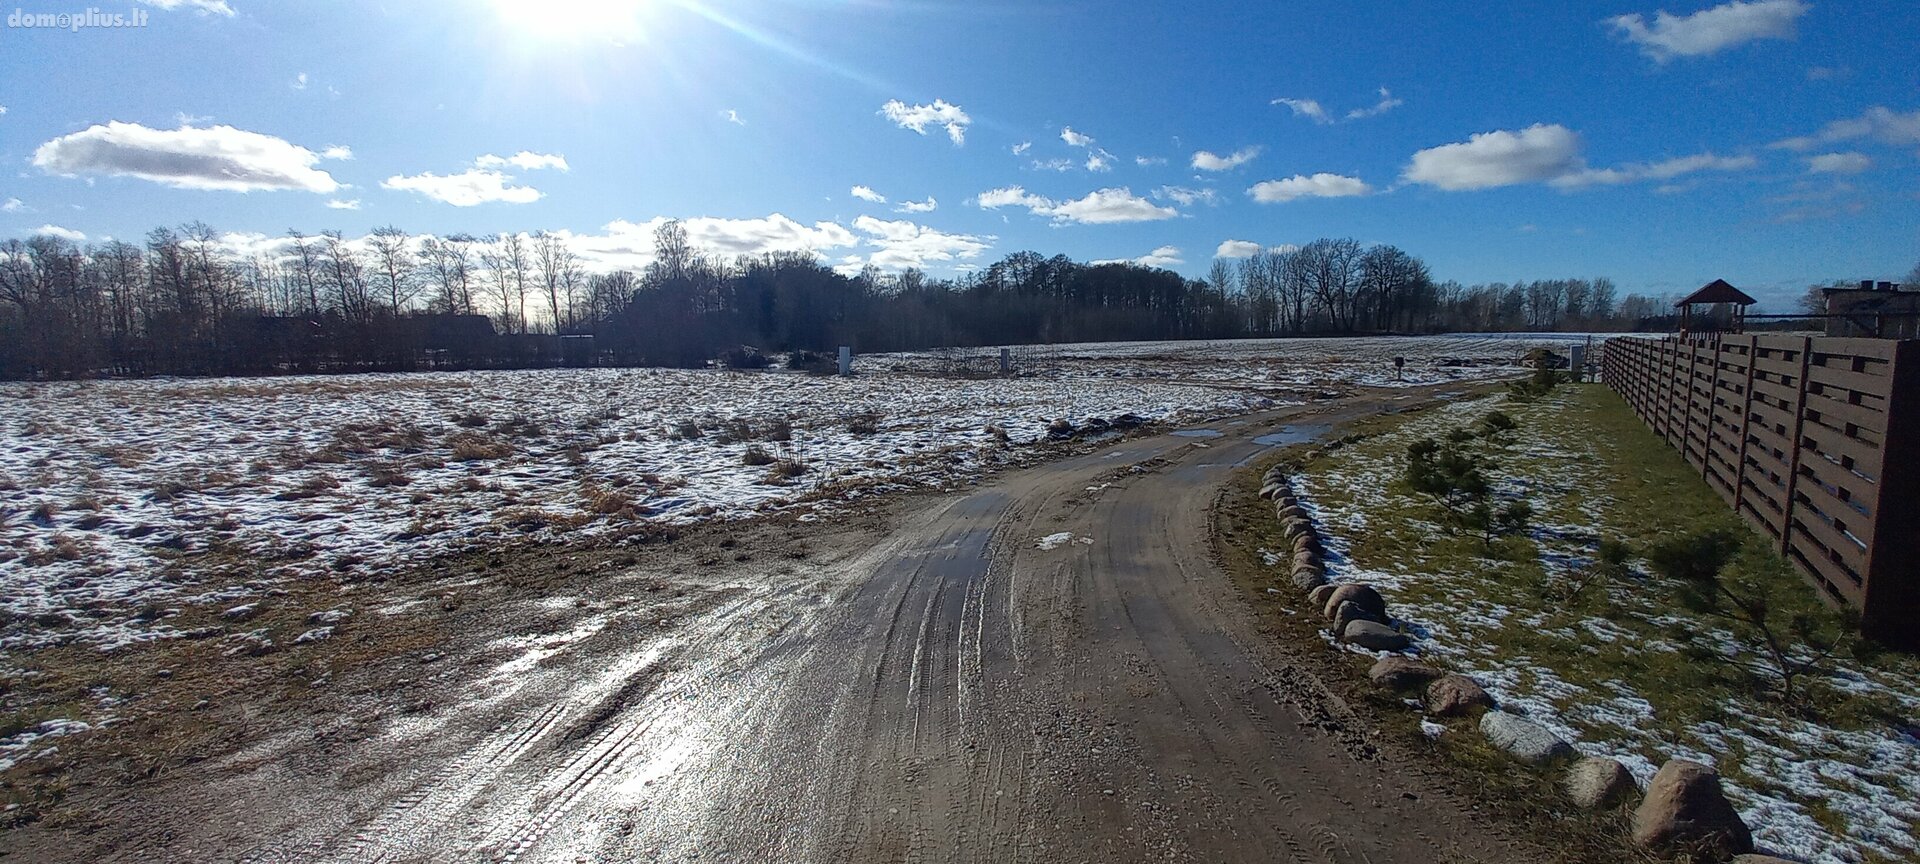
[35, 388, 1539, 863]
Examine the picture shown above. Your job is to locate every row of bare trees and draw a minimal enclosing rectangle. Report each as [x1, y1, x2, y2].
[3, 220, 1671, 379]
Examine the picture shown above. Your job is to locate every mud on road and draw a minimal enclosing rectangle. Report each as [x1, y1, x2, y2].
[5, 386, 1545, 863]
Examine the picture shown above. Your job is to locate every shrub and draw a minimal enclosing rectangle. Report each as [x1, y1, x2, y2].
[741, 445, 777, 466]
[764, 418, 794, 442]
[672, 419, 704, 440]
[719, 347, 770, 369]
[714, 418, 755, 444]
[846, 413, 882, 435]
[1649, 529, 1848, 709]
[452, 412, 489, 428]
[1476, 410, 1518, 436]
[763, 459, 809, 482]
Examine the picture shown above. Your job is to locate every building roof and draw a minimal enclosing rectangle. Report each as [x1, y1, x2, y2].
[1674, 279, 1757, 308]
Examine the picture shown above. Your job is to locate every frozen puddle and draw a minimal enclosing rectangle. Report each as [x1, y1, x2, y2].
[1252, 424, 1330, 447]
[1171, 429, 1224, 438]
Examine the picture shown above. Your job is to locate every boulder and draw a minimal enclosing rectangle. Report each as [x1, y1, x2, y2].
[1564, 756, 1635, 810]
[1046, 418, 1075, 438]
[1368, 656, 1442, 691]
[1277, 504, 1307, 522]
[1307, 584, 1337, 610]
[1259, 483, 1284, 500]
[1291, 549, 1319, 571]
[1332, 600, 1383, 636]
[1321, 584, 1386, 620]
[1292, 533, 1323, 555]
[1340, 620, 1410, 651]
[1478, 711, 1574, 764]
[1631, 759, 1753, 859]
[293, 626, 334, 645]
[1426, 674, 1494, 717]
[1283, 518, 1312, 539]
[1289, 568, 1326, 590]
[1275, 494, 1299, 509]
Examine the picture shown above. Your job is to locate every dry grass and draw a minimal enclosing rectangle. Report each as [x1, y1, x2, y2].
[740, 445, 777, 467]
[761, 459, 810, 484]
[845, 413, 882, 435]
[447, 432, 513, 461]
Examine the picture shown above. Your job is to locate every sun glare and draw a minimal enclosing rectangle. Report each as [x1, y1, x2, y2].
[492, 0, 650, 43]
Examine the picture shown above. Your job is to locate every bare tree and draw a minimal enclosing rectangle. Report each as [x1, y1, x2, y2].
[420, 234, 477, 315]
[285, 229, 323, 315]
[367, 225, 418, 315]
[319, 230, 369, 321]
[533, 231, 580, 333]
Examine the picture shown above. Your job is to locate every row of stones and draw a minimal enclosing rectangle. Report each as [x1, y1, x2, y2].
[1262, 465, 1773, 863]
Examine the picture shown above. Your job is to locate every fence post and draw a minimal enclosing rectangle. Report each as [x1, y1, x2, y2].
[1778, 336, 1814, 556]
[1731, 334, 1758, 516]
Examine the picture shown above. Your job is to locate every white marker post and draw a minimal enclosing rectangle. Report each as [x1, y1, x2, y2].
[1000, 348, 1011, 375]
[838, 346, 852, 377]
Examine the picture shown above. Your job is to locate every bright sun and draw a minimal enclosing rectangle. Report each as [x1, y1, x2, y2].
[492, 0, 650, 42]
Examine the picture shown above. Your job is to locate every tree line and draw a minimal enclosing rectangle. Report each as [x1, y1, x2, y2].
[0, 220, 1684, 379]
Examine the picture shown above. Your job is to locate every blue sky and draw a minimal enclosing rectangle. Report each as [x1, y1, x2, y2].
[2, 0, 1917, 308]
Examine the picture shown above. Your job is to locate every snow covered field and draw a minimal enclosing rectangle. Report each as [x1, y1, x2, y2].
[0, 334, 1579, 653]
[1295, 390, 1920, 864]
[873, 333, 1603, 389]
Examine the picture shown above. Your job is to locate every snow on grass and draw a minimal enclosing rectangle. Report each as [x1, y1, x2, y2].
[1, 364, 1298, 650]
[1294, 386, 1920, 864]
[871, 333, 1604, 389]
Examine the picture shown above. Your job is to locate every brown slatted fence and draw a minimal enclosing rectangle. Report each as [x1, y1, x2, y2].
[1603, 334, 1919, 646]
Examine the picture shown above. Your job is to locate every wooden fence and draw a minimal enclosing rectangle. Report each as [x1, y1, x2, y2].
[1603, 334, 1920, 645]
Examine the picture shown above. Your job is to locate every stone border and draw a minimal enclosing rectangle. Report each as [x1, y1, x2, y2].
[1260, 464, 1760, 862]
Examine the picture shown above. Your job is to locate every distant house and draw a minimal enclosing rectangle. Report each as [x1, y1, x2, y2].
[1822, 280, 1920, 339]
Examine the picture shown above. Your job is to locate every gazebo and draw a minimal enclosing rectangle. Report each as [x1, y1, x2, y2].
[1675, 279, 1757, 335]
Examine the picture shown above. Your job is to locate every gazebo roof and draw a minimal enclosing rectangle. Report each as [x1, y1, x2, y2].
[1674, 279, 1757, 308]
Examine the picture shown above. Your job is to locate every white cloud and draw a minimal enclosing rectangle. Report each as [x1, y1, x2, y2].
[381, 169, 542, 206]
[895, 197, 937, 213]
[1402, 124, 1584, 190]
[1248, 173, 1373, 203]
[1029, 158, 1074, 172]
[723, 109, 746, 126]
[291, 72, 308, 90]
[1806, 152, 1871, 174]
[1012, 141, 1031, 155]
[570, 215, 859, 272]
[33, 225, 87, 242]
[1551, 152, 1757, 188]
[475, 151, 569, 171]
[1345, 87, 1404, 120]
[1061, 127, 1094, 147]
[976, 185, 1050, 210]
[137, 0, 235, 15]
[1085, 151, 1113, 172]
[319, 145, 353, 160]
[1135, 156, 1167, 166]
[1215, 239, 1263, 259]
[880, 99, 971, 145]
[1191, 147, 1261, 171]
[325, 199, 361, 210]
[1771, 106, 1920, 151]
[1272, 98, 1331, 124]
[32, 121, 342, 193]
[850, 185, 887, 203]
[975, 185, 1178, 224]
[851, 215, 992, 271]
[1153, 185, 1218, 206]
[1, 198, 24, 213]
[1094, 245, 1182, 268]
[1607, 0, 1809, 62]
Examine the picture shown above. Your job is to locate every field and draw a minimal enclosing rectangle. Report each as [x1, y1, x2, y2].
[1289, 383, 1920, 863]
[0, 334, 1591, 800]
